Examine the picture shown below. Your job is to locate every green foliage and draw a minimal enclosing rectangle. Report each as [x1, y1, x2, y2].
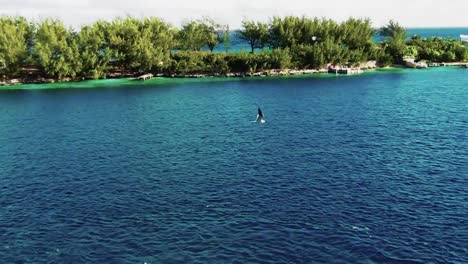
[269, 48, 292, 69]
[76, 23, 111, 79]
[224, 52, 266, 73]
[407, 37, 468, 62]
[202, 18, 219, 52]
[221, 25, 231, 52]
[270, 16, 337, 48]
[339, 18, 375, 51]
[34, 19, 81, 79]
[379, 20, 403, 37]
[380, 20, 407, 64]
[269, 16, 373, 66]
[171, 52, 229, 75]
[319, 38, 348, 65]
[225, 52, 252, 72]
[347, 48, 367, 66]
[101, 18, 139, 70]
[133, 18, 176, 72]
[269, 16, 374, 51]
[290, 44, 329, 69]
[98, 17, 176, 73]
[0, 17, 33, 77]
[1, 15, 467, 81]
[178, 18, 219, 52]
[377, 50, 394, 67]
[403, 45, 419, 59]
[178, 21, 204, 51]
[239, 20, 269, 53]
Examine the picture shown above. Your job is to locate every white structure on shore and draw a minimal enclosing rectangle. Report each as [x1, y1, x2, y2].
[137, 73, 154, 81]
[461, 35, 468, 43]
[404, 58, 428, 69]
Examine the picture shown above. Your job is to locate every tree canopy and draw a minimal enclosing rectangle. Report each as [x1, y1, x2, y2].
[0, 17, 34, 77]
[0, 16, 466, 82]
[239, 20, 269, 53]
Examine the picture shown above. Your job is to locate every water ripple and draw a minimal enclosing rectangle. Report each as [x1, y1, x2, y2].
[0, 69, 467, 263]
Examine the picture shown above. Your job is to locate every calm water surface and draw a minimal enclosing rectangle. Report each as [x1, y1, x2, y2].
[0, 68, 467, 263]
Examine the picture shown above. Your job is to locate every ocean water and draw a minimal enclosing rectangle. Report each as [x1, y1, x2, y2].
[0, 68, 467, 263]
[407, 28, 468, 39]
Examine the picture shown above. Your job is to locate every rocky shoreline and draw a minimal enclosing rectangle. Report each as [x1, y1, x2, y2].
[1, 60, 467, 86]
[164, 68, 331, 79]
[0, 69, 345, 86]
[0, 66, 374, 86]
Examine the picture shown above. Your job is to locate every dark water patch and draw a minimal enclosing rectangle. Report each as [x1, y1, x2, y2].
[0, 68, 466, 263]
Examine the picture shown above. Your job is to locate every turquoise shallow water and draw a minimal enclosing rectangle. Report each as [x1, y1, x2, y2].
[0, 68, 467, 263]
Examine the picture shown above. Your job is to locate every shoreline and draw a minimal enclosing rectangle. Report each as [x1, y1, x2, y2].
[0, 66, 365, 87]
[0, 64, 466, 90]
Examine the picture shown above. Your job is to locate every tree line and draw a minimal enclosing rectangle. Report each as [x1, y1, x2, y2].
[0, 16, 467, 81]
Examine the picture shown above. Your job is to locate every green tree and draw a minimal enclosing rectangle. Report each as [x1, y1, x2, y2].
[269, 17, 340, 49]
[380, 20, 407, 64]
[407, 36, 468, 62]
[339, 18, 374, 52]
[76, 23, 111, 79]
[224, 25, 231, 52]
[379, 20, 404, 37]
[201, 18, 219, 52]
[177, 18, 220, 52]
[3, 15, 467, 81]
[102, 18, 140, 71]
[218, 24, 231, 52]
[34, 19, 81, 79]
[99, 17, 176, 73]
[0, 17, 34, 78]
[239, 20, 269, 53]
[134, 18, 176, 72]
[269, 48, 292, 69]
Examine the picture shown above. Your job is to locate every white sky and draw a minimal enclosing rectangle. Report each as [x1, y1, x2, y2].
[1, 0, 467, 29]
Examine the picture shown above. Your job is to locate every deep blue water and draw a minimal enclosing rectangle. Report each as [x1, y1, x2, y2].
[0, 68, 467, 263]
[211, 28, 468, 52]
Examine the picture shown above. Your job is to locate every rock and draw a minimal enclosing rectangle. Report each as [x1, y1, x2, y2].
[289, 69, 304, 75]
[303, 69, 318, 74]
[416, 61, 428, 69]
[362, 60, 377, 69]
[328, 66, 364, 75]
[405, 58, 428, 69]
